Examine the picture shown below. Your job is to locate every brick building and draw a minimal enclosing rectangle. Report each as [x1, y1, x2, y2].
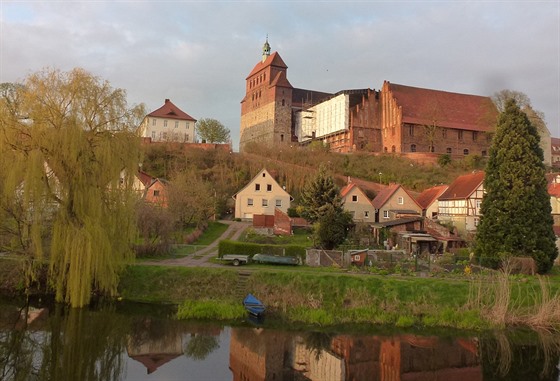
[240, 40, 507, 157]
[239, 38, 331, 151]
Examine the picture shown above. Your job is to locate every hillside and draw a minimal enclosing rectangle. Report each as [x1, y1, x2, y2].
[140, 143, 484, 215]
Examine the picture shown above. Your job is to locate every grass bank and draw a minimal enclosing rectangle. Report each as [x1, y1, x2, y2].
[117, 265, 560, 330]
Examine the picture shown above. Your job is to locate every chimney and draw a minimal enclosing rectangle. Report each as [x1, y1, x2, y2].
[165, 99, 170, 103]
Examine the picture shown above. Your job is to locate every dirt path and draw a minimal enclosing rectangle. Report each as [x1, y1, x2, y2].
[143, 220, 251, 267]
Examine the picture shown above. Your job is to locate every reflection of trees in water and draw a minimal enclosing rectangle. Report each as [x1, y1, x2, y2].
[304, 331, 335, 360]
[183, 334, 219, 361]
[0, 302, 129, 381]
[480, 330, 560, 380]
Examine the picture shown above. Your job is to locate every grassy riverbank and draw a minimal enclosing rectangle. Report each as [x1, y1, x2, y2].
[3, 258, 560, 330]
[117, 264, 560, 331]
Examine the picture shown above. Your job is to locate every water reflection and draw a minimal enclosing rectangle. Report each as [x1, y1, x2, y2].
[1, 299, 560, 380]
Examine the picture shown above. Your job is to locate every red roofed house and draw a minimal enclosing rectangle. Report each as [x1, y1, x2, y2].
[416, 185, 449, 219]
[372, 184, 422, 223]
[380, 81, 498, 156]
[240, 38, 332, 151]
[437, 171, 485, 237]
[340, 180, 375, 223]
[139, 99, 197, 143]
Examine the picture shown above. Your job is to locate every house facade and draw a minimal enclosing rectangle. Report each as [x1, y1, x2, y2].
[233, 168, 292, 220]
[372, 184, 422, 223]
[340, 182, 375, 223]
[144, 178, 168, 207]
[138, 99, 196, 143]
[415, 185, 448, 219]
[437, 171, 485, 237]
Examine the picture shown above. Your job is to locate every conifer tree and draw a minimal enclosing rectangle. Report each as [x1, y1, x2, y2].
[475, 99, 557, 272]
[0, 68, 144, 306]
[299, 164, 352, 249]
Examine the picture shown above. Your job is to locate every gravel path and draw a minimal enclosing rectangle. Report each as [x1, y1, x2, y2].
[142, 220, 251, 267]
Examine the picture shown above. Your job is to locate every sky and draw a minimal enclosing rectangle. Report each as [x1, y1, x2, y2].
[1, 1, 559, 151]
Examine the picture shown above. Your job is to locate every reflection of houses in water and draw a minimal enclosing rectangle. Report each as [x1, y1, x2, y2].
[126, 334, 183, 374]
[126, 319, 222, 374]
[229, 328, 481, 381]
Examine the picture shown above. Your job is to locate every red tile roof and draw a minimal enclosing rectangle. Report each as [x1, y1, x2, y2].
[551, 137, 560, 152]
[547, 173, 560, 198]
[246, 52, 288, 79]
[439, 172, 485, 200]
[416, 185, 449, 210]
[137, 170, 154, 187]
[340, 183, 356, 198]
[147, 99, 196, 121]
[386, 82, 498, 132]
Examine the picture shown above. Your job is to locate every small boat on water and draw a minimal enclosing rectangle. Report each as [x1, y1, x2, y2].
[243, 293, 265, 317]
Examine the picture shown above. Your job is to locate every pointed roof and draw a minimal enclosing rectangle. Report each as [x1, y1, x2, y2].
[385, 81, 498, 132]
[232, 168, 293, 200]
[246, 51, 289, 79]
[147, 99, 196, 121]
[137, 170, 154, 188]
[439, 172, 485, 200]
[371, 183, 421, 210]
[416, 185, 449, 210]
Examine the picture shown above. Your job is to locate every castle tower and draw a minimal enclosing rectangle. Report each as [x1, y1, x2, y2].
[239, 39, 294, 152]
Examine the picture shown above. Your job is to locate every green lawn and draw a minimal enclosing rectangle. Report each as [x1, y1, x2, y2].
[240, 227, 313, 246]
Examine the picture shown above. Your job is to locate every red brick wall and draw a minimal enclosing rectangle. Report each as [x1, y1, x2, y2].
[273, 208, 292, 235]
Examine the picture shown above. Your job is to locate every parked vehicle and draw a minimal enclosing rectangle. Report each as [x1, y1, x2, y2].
[220, 254, 250, 266]
[252, 253, 300, 265]
[243, 293, 265, 317]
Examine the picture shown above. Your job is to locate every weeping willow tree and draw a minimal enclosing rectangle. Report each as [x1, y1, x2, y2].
[0, 68, 145, 307]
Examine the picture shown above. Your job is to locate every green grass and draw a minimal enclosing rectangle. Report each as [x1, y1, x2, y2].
[192, 221, 229, 245]
[176, 299, 246, 320]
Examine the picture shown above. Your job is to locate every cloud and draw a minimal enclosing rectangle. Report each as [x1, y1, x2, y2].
[1, 1, 558, 149]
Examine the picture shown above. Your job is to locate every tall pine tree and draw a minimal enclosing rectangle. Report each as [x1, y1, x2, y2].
[299, 164, 352, 249]
[475, 99, 557, 273]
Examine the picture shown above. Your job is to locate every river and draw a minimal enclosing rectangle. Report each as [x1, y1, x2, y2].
[1, 297, 559, 381]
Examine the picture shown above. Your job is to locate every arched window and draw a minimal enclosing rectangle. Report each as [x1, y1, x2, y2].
[410, 144, 417, 152]
[463, 149, 469, 155]
[282, 99, 285, 106]
[384, 147, 388, 153]
[391, 145, 396, 153]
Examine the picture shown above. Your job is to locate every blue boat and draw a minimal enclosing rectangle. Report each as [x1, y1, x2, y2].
[243, 293, 265, 317]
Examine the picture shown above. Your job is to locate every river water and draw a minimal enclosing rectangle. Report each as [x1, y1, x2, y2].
[1, 297, 559, 381]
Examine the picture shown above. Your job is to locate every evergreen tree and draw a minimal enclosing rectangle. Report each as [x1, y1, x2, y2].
[299, 164, 352, 248]
[475, 99, 557, 272]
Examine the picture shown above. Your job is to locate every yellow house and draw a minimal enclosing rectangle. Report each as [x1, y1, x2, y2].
[340, 182, 375, 223]
[233, 169, 292, 220]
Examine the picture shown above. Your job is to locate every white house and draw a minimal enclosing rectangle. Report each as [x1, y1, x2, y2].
[138, 99, 196, 143]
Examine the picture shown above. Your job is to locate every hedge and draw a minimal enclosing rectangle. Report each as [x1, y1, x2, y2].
[218, 240, 306, 261]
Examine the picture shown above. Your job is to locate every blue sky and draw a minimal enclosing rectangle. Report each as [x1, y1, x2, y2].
[1, 1, 559, 151]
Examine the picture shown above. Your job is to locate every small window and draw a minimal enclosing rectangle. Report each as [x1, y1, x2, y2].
[398, 197, 404, 205]
[482, 150, 487, 157]
[409, 125, 414, 136]
[364, 211, 369, 218]
[442, 128, 447, 138]
[474, 217, 480, 227]
[175, 121, 179, 128]
[472, 131, 478, 141]
[262, 199, 268, 207]
[458, 130, 463, 140]
[151, 131, 156, 139]
[267, 184, 272, 192]
[275, 199, 282, 207]
[410, 144, 417, 152]
[153, 190, 160, 197]
[446, 147, 452, 154]
[391, 145, 396, 153]
[282, 99, 285, 106]
[255, 184, 260, 191]
[186, 122, 190, 129]
[463, 149, 469, 155]
[164, 120, 168, 127]
[352, 195, 358, 202]
[247, 198, 253, 206]
[152, 119, 156, 126]
[383, 210, 389, 219]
